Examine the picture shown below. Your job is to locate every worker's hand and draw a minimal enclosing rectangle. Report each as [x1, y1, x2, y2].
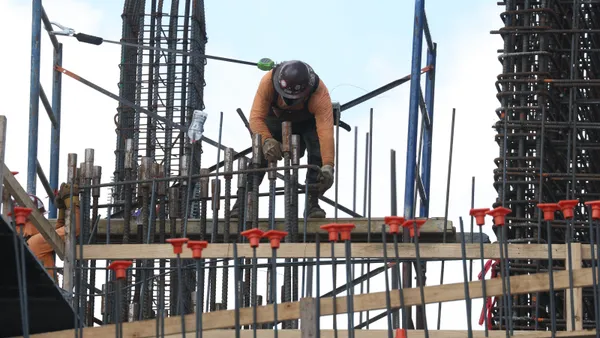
[317, 165, 334, 196]
[58, 183, 79, 201]
[54, 195, 66, 209]
[263, 138, 283, 162]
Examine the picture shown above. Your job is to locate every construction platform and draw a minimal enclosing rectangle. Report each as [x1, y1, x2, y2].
[0, 215, 75, 337]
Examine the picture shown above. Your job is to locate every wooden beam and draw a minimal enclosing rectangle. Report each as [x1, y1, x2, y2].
[565, 243, 583, 331]
[30, 267, 595, 337]
[57, 217, 454, 240]
[77, 243, 591, 260]
[3, 164, 64, 258]
[156, 330, 598, 338]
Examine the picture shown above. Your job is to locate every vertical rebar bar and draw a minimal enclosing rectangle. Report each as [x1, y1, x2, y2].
[437, 108, 456, 330]
[381, 225, 394, 338]
[459, 217, 473, 338]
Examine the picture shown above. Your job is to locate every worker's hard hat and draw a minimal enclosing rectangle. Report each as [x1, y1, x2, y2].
[273, 60, 316, 102]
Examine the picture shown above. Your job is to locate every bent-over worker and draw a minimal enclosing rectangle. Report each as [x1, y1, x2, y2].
[16, 183, 80, 281]
[230, 60, 335, 218]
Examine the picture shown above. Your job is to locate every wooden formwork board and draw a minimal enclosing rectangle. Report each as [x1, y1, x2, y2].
[3, 165, 64, 258]
[52, 217, 454, 242]
[77, 242, 593, 260]
[29, 267, 595, 337]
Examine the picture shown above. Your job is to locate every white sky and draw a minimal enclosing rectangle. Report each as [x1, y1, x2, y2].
[0, 0, 508, 333]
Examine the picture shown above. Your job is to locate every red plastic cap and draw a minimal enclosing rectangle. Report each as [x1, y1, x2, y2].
[384, 216, 406, 234]
[11, 171, 18, 175]
[537, 203, 560, 221]
[469, 208, 490, 226]
[263, 230, 288, 249]
[485, 207, 511, 226]
[12, 207, 33, 226]
[166, 238, 189, 254]
[320, 224, 339, 242]
[584, 200, 600, 220]
[241, 228, 264, 248]
[108, 260, 133, 280]
[558, 199, 579, 219]
[187, 240, 209, 259]
[395, 328, 407, 338]
[321, 223, 355, 241]
[402, 219, 427, 238]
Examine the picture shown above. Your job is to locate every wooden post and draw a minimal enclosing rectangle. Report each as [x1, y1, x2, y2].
[565, 243, 583, 331]
[63, 153, 77, 301]
[300, 297, 317, 338]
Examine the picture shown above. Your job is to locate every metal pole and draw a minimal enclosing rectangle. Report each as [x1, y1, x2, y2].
[49, 43, 63, 218]
[27, 0, 42, 194]
[64, 153, 77, 302]
[403, 0, 425, 219]
[0, 116, 6, 210]
[436, 108, 456, 329]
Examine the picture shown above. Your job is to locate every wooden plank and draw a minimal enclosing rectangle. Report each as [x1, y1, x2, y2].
[30, 267, 595, 337]
[3, 164, 64, 258]
[56, 217, 454, 239]
[28, 329, 600, 338]
[300, 298, 317, 338]
[565, 243, 583, 331]
[78, 243, 588, 260]
[159, 330, 597, 338]
[156, 330, 598, 338]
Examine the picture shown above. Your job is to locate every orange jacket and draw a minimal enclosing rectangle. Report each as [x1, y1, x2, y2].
[249, 70, 335, 167]
[16, 210, 80, 238]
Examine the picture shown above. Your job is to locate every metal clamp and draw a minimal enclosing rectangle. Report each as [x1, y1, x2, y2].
[49, 22, 75, 36]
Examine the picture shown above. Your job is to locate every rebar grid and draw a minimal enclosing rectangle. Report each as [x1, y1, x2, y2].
[492, 0, 600, 330]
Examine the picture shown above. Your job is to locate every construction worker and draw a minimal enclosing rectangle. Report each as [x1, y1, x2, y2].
[231, 60, 335, 218]
[16, 184, 80, 281]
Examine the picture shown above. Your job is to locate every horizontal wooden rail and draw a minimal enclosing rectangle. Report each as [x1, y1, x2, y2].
[157, 330, 597, 338]
[3, 164, 64, 258]
[77, 242, 593, 260]
[31, 267, 595, 337]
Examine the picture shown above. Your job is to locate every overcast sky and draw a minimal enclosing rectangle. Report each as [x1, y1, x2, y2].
[1, 0, 506, 332]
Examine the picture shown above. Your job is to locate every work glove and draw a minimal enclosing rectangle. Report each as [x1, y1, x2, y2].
[58, 183, 79, 200]
[317, 165, 334, 196]
[56, 183, 80, 210]
[263, 138, 283, 162]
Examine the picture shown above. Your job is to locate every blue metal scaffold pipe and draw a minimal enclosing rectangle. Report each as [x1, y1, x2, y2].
[419, 42, 437, 218]
[27, 0, 42, 195]
[49, 43, 63, 218]
[403, 0, 425, 219]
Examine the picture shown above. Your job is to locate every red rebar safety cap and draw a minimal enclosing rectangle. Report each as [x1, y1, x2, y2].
[469, 208, 490, 226]
[12, 207, 33, 226]
[336, 224, 355, 241]
[536, 203, 560, 221]
[187, 240, 208, 259]
[584, 200, 600, 220]
[384, 216, 406, 234]
[485, 207, 511, 226]
[401, 219, 427, 238]
[11, 171, 18, 175]
[241, 228, 264, 248]
[558, 199, 579, 219]
[263, 230, 288, 249]
[108, 260, 133, 280]
[320, 224, 339, 242]
[166, 238, 189, 254]
[395, 328, 407, 338]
